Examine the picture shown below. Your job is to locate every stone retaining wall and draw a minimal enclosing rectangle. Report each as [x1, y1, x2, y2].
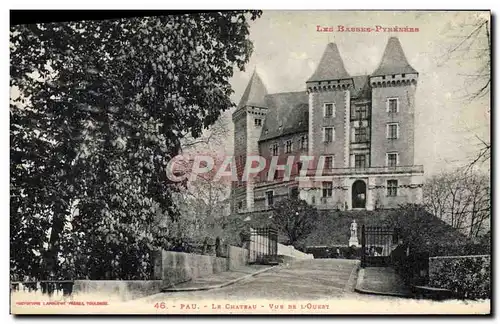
[278, 243, 314, 259]
[72, 280, 163, 301]
[153, 246, 252, 288]
[228, 246, 249, 270]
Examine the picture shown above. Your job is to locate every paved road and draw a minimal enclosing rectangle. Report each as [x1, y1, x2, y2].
[147, 258, 361, 301]
[134, 259, 485, 315]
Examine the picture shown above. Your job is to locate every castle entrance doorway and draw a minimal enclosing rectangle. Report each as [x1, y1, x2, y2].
[352, 180, 366, 209]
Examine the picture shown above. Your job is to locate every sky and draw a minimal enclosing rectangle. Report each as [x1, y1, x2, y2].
[223, 10, 490, 177]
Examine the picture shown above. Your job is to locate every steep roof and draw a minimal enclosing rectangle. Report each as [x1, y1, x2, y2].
[307, 43, 351, 82]
[259, 91, 309, 142]
[237, 70, 268, 109]
[350, 75, 371, 99]
[372, 37, 418, 76]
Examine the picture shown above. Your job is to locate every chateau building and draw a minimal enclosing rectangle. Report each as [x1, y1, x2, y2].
[231, 37, 424, 214]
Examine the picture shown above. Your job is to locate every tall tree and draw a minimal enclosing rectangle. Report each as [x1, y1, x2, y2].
[271, 197, 319, 247]
[10, 11, 262, 280]
[423, 169, 490, 238]
[439, 14, 491, 169]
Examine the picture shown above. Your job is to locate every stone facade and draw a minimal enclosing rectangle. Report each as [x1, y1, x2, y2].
[231, 37, 424, 214]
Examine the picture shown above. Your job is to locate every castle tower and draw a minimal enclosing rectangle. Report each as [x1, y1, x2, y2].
[306, 43, 353, 164]
[231, 70, 268, 213]
[367, 37, 422, 208]
[302, 43, 354, 206]
[369, 37, 418, 169]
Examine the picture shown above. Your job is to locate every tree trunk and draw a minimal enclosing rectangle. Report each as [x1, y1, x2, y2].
[44, 203, 66, 280]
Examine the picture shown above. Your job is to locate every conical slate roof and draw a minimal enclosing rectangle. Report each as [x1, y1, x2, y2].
[307, 43, 351, 82]
[372, 37, 418, 76]
[237, 70, 268, 109]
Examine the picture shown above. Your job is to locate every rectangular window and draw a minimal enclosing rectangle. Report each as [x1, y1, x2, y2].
[386, 123, 399, 140]
[289, 187, 299, 199]
[285, 139, 293, 153]
[387, 152, 398, 167]
[354, 154, 366, 169]
[354, 127, 368, 143]
[266, 190, 274, 206]
[324, 156, 334, 169]
[387, 98, 399, 113]
[239, 155, 244, 169]
[323, 127, 334, 143]
[353, 105, 368, 120]
[322, 182, 333, 198]
[300, 135, 308, 150]
[254, 118, 262, 126]
[387, 180, 398, 197]
[296, 161, 303, 173]
[324, 103, 335, 117]
[272, 143, 279, 156]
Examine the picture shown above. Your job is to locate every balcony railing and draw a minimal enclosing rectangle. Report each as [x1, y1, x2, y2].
[302, 165, 424, 176]
[252, 166, 423, 187]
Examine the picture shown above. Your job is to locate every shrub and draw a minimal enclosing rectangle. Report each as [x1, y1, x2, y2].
[426, 243, 490, 257]
[304, 246, 361, 259]
[429, 255, 491, 300]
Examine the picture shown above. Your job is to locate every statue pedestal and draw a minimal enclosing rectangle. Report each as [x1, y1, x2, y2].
[348, 236, 359, 248]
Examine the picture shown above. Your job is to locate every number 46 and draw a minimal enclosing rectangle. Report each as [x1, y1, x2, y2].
[154, 302, 166, 309]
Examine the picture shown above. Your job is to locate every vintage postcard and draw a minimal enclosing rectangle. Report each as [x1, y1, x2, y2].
[10, 10, 491, 315]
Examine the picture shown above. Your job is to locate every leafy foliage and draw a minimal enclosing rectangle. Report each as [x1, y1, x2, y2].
[425, 243, 490, 257]
[10, 11, 262, 280]
[429, 255, 491, 300]
[305, 246, 361, 259]
[382, 204, 466, 253]
[270, 198, 319, 247]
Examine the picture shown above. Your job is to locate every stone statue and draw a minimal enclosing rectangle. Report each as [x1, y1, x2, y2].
[349, 220, 359, 248]
[350, 220, 357, 238]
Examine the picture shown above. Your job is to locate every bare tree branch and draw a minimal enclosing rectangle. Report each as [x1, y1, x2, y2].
[423, 168, 490, 238]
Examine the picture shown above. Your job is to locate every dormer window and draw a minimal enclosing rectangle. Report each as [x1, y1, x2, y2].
[254, 118, 262, 126]
[300, 135, 308, 150]
[271, 143, 279, 156]
[285, 140, 293, 153]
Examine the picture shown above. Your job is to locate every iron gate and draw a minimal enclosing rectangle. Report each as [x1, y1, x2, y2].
[249, 227, 278, 264]
[361, 225, 399, 268]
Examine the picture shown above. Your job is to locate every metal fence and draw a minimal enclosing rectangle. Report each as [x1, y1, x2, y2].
[249, 227, 278, 264]
[361, 225, 399, 267]
[10, 280, 74, 296]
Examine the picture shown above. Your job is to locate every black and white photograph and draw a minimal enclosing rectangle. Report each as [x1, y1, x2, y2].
[9, 9, 491, 315]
